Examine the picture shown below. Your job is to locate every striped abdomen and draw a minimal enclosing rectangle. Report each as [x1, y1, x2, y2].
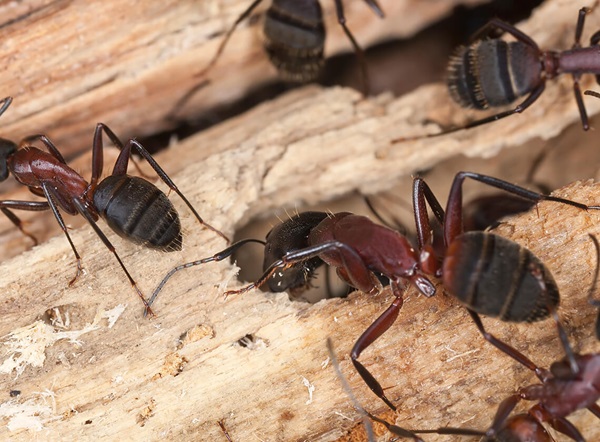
[93, 175, 182, 251]
[447, 40, 541, 109]
[263, 0, 325, 82]
[442, 232, 559, 322]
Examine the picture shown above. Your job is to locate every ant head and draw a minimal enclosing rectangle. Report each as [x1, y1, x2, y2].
[0, 139, 17, 181]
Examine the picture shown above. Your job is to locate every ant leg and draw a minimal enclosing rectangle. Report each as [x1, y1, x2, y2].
[412, 397, 520, 438]
[587, 234, 600, 340]
[486, 394, 522, 437]
[197, 0, 263, 78]
[574, 3, 598, 48]
[40, 184, 84, 286]
[363, 194, 410, 234]
[412, 177, 445, 250]
[96, 124, 230, 243]
[327, 338, 377, 442]
[217, 419, 233, 442]
[361, 0, 384, 17]
[20, 134, 67, 164]
[467, 310, 551, 382]
[0, 201, 50, 245]
[560, 5, 597, 130]
[392, 81, 545, 142]
[572, 73, 590, 130]
[89, 124, 150, 190]
[69, 197, 154, 315]
[329, 335, 423, 442]
[225, 240, 381, 297]
[589, 403, 600, 418]
[0, 97, 13, 118]
[469, 18, 538, 48]
[146, 238, 266, 312]
[443, 171, 599, 245]
[527, 404, 585, 442]
[368, 412, 426, 441]
[351, 282, 406, 411]
[333, 0, 383, 95]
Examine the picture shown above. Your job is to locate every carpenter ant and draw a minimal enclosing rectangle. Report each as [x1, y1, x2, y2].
[0, 97, 228, 314]
[198, 0, 384, 91]
[150, 171, 599, 411]
[395, 3, 600, 142]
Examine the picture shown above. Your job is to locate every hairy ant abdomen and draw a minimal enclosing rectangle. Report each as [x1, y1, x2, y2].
[263, 211, 328, 292]
[444, 232, 559, 322]
[448, 40, 541, 109]
[93, 175, 182, 251]
[263, 0, 326, 83]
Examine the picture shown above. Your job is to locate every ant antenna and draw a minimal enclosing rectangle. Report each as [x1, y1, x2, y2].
[326, 338, 375, 442]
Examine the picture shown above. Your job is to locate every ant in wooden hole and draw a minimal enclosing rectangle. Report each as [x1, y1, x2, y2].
[148, 195, 394, 309]
[394, 2, 600, 142]
[0, 96, 229, 316]
[148, 170, 600, 410]
[198, 0, 383, 90]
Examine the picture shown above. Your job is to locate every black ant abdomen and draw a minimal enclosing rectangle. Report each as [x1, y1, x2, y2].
[263, 211, 328, 293]
[93, 175, 182, 251]
[196, 0, 384, 94]
[447, 40, 541, 109]
[263, 0, 326, 83]
[444, 231, 559, 323]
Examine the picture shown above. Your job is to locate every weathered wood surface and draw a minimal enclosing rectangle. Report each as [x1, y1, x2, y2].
[1, 0, 600, 440]
[0, 0, 488, 159]
[0, 142, 599, 441]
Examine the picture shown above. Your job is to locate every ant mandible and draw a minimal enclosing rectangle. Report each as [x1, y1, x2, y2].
[395, 2, 600, 141]
[148, 170, 599, 410]
[0, 96, 229, 315]
[197, 0, 384, 91]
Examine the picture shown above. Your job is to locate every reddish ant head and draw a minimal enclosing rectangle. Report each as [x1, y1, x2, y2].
[0, 139, 17, 181]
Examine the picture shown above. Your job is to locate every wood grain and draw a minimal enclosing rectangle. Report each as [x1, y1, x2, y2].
[0, 0, 488, 159]
[1, 1, 600, 441]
